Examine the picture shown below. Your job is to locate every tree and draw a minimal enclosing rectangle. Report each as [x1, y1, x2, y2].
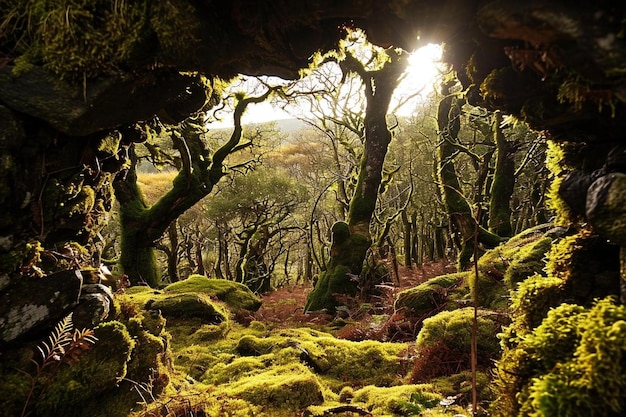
[113, 89, 275, 286]
[435, 79, 504, 270]
[305, 33, 408, 312]
[204, 169, 308, 293]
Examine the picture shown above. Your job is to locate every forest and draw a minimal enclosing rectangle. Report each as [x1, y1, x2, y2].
[1, 1, 625, 417]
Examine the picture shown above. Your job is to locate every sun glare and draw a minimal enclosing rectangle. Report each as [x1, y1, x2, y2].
[208, 43, 444, 127]
[392, 43, 444, 116]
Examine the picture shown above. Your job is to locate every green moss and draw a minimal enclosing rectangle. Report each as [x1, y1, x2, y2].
[394, 272, 467, 317]
[510, 274, 564, 331]
[164, 274, 262, 312]
[305, 265, 356, 313]
[149, 293, 227, 323]
[432, 370, 494, 406]
[504, 236, 552, 288]
[33, 321, 134, 417]
[494, 298, 626, 417]
[352, 385, 442, 416]
[233, 328, 408, 389]
[220, 363, 324, 409]
[545, 141, 579, 225]
[417, 308, 501, 356]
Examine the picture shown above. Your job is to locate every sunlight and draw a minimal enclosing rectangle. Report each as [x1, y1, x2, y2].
[391, 43, 444, 116]
[208, 43, 444, 128]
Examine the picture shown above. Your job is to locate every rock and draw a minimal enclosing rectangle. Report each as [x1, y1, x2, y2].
[164, 274, 262, 313]
[0, 66, 205, 136]
[146, 293, 227, 324]
[0, 269, 82, 344]
[73, 283, 116, 330]
[586, 173, 626, 246]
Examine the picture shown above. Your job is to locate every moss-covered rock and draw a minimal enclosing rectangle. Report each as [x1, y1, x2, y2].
[493, 298, 626, 417]
[412, 308, 503, 381]
[232, 328, 409, 389]
[503, 236, 552, 288]
[164, 274, 262, 313]
[394, 272, 467, 317]
[221, 363, 324, 409]
[31, 321, 134, 417]
[148, 293, 227, 323]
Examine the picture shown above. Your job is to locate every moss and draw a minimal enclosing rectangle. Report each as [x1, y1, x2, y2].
[33, 321, 134, 417]
[510, 274, 564, 331]
[545, 140, 579, 225]
[413, 308, 502, 380]
[305, 265, 357, 313]
[394, 272, 467, 317]
[148, 293, 227, 323]
[202, 356, 266, 385]
[234, 328, 408, 389]
[494, 298, 626, 417]
[503, 236, 552, 288]
[351, 384, 442, 416]
[164, 274, 262, 312]
[220, 363, 324, 409]
[432, 370, 494, 406]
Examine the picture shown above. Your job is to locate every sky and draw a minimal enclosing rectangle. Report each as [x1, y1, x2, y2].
[208, 43, 444, 128]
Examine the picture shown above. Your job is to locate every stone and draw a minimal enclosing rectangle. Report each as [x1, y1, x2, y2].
[586, 173, 626, 246]
[0, 66, 205, 136]
[73, 283, 116, 330]
[0, 269, 82, 344]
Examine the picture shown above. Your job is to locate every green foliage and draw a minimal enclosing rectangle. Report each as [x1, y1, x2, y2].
[164, 274, 262, 313]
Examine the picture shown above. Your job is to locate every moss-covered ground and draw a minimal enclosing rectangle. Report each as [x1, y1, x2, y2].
[114, 270, 476, 417]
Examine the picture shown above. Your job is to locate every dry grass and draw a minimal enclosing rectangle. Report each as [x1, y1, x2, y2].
[254, 260, 456, 341]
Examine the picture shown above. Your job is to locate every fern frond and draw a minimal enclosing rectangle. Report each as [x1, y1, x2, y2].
[34, 313, 74, 372]
[63, 328, 98, 365]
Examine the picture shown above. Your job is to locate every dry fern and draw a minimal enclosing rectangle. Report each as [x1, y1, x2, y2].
[21, 313, 98, 417]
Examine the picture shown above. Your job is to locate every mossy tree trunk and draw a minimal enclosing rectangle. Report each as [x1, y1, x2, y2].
[488, 111, 515, 237]
[114, 92, 272, 286]
[436, 80, 504, 270]
[305, 48, 407, 313]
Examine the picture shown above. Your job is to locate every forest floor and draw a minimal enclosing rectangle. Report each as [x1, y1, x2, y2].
[253, 260, 456, 340]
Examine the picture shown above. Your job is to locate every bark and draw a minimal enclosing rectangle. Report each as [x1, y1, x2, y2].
[401, 210, 413, 268]
[114, 92, 272, 286]
[436, 81, 504, 270]
[305, 48, 407, 313]
[488, 111, 515, 237]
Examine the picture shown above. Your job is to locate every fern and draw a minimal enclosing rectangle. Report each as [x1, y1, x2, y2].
[21, 313, 98, 417]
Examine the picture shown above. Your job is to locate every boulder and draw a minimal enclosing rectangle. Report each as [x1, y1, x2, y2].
[0, 269, 82, 344]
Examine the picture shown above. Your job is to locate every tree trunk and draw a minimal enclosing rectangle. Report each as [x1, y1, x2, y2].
[488, 111, 515, 237]
[305, 48, 407, 313]
[114, 92, 271, 286]
[114, 147, 161, 287]
[401, 210, 413, 268]
[436, 81, 504, 270]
